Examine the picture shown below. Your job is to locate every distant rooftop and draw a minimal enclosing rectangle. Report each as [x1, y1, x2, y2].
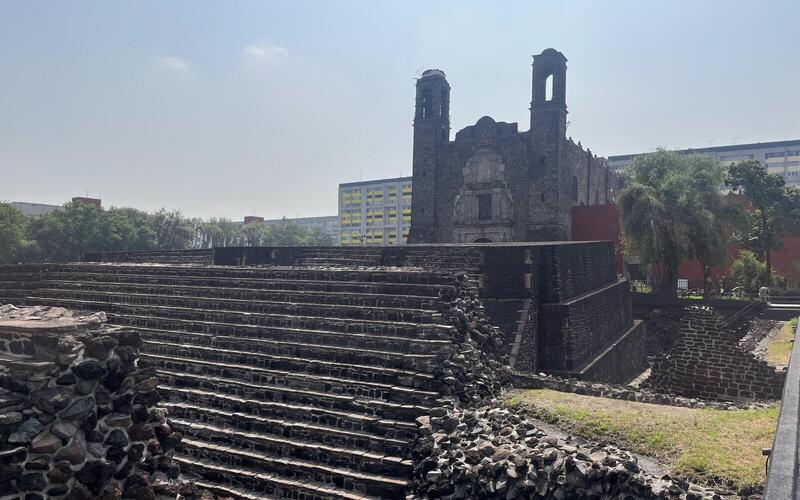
[263, 215, 338, 224]
[608, 139, 800, 162]
[10, 201, 60, 217]
[339, 176, 412, 189]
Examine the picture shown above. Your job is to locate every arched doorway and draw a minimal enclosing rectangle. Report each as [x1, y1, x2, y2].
[473, 238, 492, 243]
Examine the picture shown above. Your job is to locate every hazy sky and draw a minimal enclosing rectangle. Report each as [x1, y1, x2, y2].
[1, 1, 798, 219]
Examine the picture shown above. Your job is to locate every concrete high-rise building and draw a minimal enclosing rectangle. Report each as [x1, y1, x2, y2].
[608, 139, 800, 186]
[338, 177, 412, 246]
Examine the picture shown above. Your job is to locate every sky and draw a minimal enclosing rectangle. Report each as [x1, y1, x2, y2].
[1, 0, 798, 219]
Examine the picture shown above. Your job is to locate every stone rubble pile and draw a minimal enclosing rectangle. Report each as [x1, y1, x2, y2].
[439, 278, 511, 404]
[0, 304, 181, 500]
[411, 405, 729, 500]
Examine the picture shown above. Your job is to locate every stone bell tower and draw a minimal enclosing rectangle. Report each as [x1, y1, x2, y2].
[408, 69, 450, 244]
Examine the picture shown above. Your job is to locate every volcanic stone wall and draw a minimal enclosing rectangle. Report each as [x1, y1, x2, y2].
[128, 241, 644, 383]
[84, 249, 213, 265]
[534, 241, 618, 303]
[538, 280, 633, 372]
[0, 305, 180, 499]
[647, 306, 786, 400]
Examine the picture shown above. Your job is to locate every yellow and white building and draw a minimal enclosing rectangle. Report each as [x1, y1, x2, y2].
[338, 177, 412, 246]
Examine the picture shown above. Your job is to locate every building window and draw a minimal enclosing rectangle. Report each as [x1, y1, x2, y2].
[478, 194, 492, 221]
[545, 74, 553, 101]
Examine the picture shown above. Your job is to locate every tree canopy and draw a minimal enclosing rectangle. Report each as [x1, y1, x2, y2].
[0, 202, 339, 263]
[0, 202, 36, 264]
[618, 150, 729, 296]
[726, 159, 800, 285]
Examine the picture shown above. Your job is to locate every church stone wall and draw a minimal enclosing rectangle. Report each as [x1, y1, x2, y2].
[409, 48, 621, 245]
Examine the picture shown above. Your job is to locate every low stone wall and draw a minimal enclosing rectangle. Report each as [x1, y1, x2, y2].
[647, 306, 786, 401]
[574, 320, 648, 384]
[411, 405, 723, 499]
[0, 305, 181, 499]
[512, 372, 770, 410]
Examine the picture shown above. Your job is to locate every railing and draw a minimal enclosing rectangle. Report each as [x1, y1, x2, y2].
[723, 300, 765, 329]
[764, 319, 800, 498]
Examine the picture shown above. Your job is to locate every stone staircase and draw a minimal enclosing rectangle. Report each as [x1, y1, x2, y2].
[0, 263, 466, 499]
[83, 249, 214, 265]
[293, 248, 384, 267]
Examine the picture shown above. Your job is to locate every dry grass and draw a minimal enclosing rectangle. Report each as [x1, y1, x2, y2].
[506, 389, 778, 493]
[765, 318, 797, 367]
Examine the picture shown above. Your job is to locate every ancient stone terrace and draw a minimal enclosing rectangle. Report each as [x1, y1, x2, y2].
[0, 241, 644, 498]
[0, 262, 478, 499]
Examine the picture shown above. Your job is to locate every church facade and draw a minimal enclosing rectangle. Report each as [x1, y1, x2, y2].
[408, 48, 622, 244]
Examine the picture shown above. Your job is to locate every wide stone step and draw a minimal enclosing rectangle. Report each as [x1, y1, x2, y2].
[175, 456, 387, 500]
[172, 419, 413, 477]
[177, 439, 408, 499]
[189, 480, 281, 500]
[142, 344, 441, 394]
[33, 289, 441, 323]
[160, 386, 418, 441]
[130, 322, 454, 356]
[34, 280, 442, 309]
[155, 368, 433, 421]
[161, 401, 413, 456]
[139, 330, 448, 373]
[22, 297, 455, 339]
[297, 257, 382, 267]
[0, 274, 456, 298]
[0, 264, 457, 285]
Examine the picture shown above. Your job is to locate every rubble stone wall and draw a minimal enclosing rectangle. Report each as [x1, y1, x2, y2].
[538, 280, 633, 372]
[647, 306, 786, 401]
[0, 305, 180, 500]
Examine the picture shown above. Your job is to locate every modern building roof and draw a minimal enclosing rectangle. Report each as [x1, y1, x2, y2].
[10, 201, 61, 217]
[608, 139, 800, 162]
[338, 176, 412, 189]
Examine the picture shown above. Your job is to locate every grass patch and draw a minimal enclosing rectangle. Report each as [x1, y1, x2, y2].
[765, 318, 797, 367]
[506, 389, 778, 493]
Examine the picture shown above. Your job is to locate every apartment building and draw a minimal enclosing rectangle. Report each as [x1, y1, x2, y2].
[338, 177, 412, 246]
[608, 139, 800, 186]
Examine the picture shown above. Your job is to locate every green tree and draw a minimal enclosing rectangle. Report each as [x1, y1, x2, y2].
[112, 207, 157, 250]
[267, 218, 309, 246]
[727, 160, 800, 286]
[0, 202, 37, 264]
[619, 150, 729, 297]
[28, 203, 106, 262]
[242, 222, 271, 246]
[728, 249, 787, 296]
[307, 227, 335, 246]
[149, 209, 194, 250]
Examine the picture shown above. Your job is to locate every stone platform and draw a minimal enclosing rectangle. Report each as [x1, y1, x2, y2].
[0, 242, 644, 498]
[0, 264, 494, 499]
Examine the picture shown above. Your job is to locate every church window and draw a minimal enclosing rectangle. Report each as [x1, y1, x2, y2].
[478, 194, 492, 221]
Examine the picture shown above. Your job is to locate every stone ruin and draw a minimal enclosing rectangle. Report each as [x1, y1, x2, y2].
[0, 304, 181, 499]
[0, 244, 770, 499]
[647, 306, 786, 401]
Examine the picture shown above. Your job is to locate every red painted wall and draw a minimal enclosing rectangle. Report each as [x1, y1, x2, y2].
[571, 204, 624, 274]
[572, 204, 800, 288]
